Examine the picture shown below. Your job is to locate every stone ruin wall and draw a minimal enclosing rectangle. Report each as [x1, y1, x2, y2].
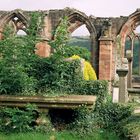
[0, 7, 140, 85]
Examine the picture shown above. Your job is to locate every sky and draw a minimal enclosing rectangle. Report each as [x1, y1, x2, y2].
[1, 0, 140, 35]
[0, 0, 140, 17]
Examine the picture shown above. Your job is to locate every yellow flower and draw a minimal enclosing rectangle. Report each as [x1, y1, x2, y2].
[70, 55, 81, 60]
[84, 61, 97, 80]
[70, 55, 97, 80]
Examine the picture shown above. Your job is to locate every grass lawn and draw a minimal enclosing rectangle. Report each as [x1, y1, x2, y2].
[0, 130, 121, 140]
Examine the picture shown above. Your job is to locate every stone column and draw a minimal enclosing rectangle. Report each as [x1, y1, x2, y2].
[90, 35, 98, 74]
[35, 40, 51, 57]
[126, 50, 133, 88]
[116, 68, 128, 103]
[139, 47, 140, 75]
[0, 28, 3, 40]
[35, 15, 52, 58]
[99, 37, 113, 81]
[36, 109, 52, 127]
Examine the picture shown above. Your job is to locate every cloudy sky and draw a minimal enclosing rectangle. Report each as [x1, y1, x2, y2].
[1, 0, 140, 35]
[0, 0, 140, 17]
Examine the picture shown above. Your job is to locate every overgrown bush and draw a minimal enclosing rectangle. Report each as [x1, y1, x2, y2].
[0, 104, 37, 133]
[68, 107, 99, 137]
[0, 14, 101, 97]
[0, 12, 43, 95]
[72, 80, 108, 110]
[96, 102, 133, 136]
[28, 56, 82, 93]
[122, 115, 140, 139]
[70, 100, 140, 139]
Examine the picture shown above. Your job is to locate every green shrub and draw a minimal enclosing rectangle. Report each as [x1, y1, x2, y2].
[122, 115, 140, 139]
[73, 80, 108, 110]
[0, 12, 43, 95]
[50, 16, 69, 57]
[63, 45, 91, 61]
[28, 56, 83, 93]
[69, 107, 99, 137]
[0, 104, 37, 133]
[97, 102, 133, 136]
[0, 36, 37, 94]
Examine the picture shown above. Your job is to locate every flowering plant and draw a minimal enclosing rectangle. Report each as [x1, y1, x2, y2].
[70, 55, 97, 80]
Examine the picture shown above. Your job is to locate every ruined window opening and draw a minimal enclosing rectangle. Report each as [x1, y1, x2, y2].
[13, 17, 18, 21]
[10, 16, 26, 35]
[125, 25, 140, 76]
[133, 25, 140, 76]
[68, 24, 91, 61]
[134, 25, 140, 34]
[125, 36, 131, 57]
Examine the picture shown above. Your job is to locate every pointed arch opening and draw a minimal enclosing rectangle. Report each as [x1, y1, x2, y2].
[133, 25, 140, 75]
[67, 12, 98, 74]
[124, 35, 132, 57]
[119, 12, 140, 87]
[68, 24, 91, 61]
[0, 11, 28, 37]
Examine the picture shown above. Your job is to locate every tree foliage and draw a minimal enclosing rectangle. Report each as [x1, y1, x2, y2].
[0, 12, 43, 94]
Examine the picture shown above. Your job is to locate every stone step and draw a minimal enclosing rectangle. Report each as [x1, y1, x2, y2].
[134, 106, 140, 114]
[132, 75, 140, 83]
[128, 88, 140, 102]
[128, 88, 140, 95]
[132, 83, 140, 88]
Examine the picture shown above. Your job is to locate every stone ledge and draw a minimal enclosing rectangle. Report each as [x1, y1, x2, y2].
[128, 88, 140, 95]
[134, 106, 140, 114]
[0, 95, 97, 110]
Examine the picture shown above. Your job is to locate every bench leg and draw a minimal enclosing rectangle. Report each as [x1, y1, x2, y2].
[36, 109, 51, 126]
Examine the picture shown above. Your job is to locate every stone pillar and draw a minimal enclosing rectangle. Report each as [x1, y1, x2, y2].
[90, 35, 98, 74]
[139, 47, 140, 75]
[35, 15, 52, 58]
[126, 50, 133, 88]
[99, 37, 113, 81]
[35, 40, 51, 57]
[36, 109, 52, 130]
[0, 28, 3, 40]
[116, 68, 128, 103]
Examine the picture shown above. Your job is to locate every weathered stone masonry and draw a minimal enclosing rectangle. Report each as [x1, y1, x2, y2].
[0, 7, 140, 84]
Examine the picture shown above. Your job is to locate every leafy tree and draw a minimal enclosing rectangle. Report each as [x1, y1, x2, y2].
[50, 16, 69, 58]
[0, 12, 43, 94]
[63, 45, 90, 61]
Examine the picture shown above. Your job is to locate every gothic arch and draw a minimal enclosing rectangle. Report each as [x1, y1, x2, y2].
[118, 9, 140, 87]
[68, 11, 97, 71]
[119, 9, 140, 57]
[67, 11, 97, 36]
[53, 10, 97, 39]
[53, 10, 97, 72]
[0, 9, 28, 27]
[0, 10, 28, 37]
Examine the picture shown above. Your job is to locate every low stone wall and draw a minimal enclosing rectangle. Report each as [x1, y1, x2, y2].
[128, 88, 140, 103]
